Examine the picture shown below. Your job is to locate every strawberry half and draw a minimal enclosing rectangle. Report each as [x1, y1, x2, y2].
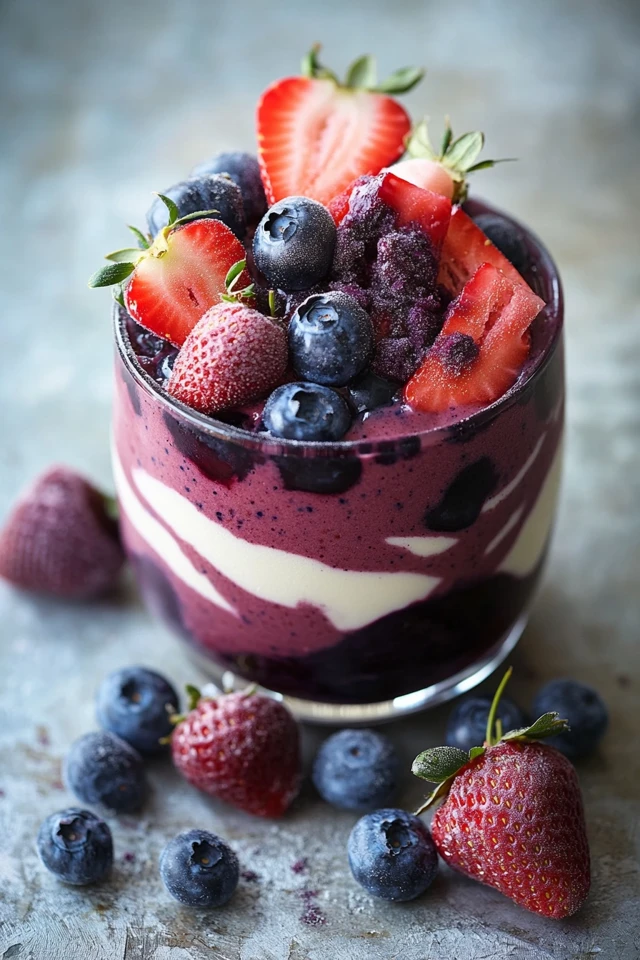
[412, 670, 591, 919]
[257, 48, 423, 207]
[438, 206, 528, 296]
[89, 196, 251, 347]
[405, 262, 544, 412]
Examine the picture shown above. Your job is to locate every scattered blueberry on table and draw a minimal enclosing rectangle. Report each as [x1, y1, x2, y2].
[313, 728, 399, 811]
[348, 808, 438, 901]
[159, 829, 239, 908]
[96, 665, 179, 755]
[445, 694, 528, 752]
[37, 808, 113, 885]
[532, 678, 609, 759]
[64, 731, 147, 813]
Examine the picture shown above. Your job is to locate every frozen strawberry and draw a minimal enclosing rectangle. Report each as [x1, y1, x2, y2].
[377, 173, 452, 253]
[391, 118, 507, 203]
[405, 262, 544, 412]
[257, 47, 423, 206]
[89, 198, 250, 347]
[0, 467, 124, 599]
[167, 301, 288, 414]
[412, 669, 591, 919]
[438, 206, 529, 296]
[171, 687, 302, 818]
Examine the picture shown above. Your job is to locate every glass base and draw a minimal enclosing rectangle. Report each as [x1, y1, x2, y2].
[184, 613, 527, 725]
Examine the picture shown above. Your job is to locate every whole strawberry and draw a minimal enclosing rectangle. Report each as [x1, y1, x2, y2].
[171, 687, 301, 817]
[412, 669, 590, 919]
[0, 467, 124, 599]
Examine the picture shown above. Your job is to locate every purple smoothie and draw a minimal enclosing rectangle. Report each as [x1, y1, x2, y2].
[112, 200, 564, 713]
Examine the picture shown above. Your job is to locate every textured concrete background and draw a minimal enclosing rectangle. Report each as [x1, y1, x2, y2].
[1, 0, 639, 957]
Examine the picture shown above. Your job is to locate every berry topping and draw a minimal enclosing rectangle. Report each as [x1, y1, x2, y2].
[146, 174, 246, 240]
[288, 291, 374, 386]
[171, 687, 301, 818]
[347, 370, 398, 414]
[473, 212, 531, 275]
[257, 47, 423, 206]
[253, 196, 336, 291]
[37, 808, 113, 886]
[167, 300, 287, 414]
[373, 337, 418, 382]
[96, 666, 180, 755]
[64, 731, 147, 813]
[532, 679, 608, 760]
[438, 206, 532, 296]
[312, 729, 399, 811]
[263, 382, 352, 442]
[192, 151, 267, 224]
[160, 829, 239, 908]
[405, 261, 544, 412]
[445, 695, 527, 753]
[0, 467, 124, 599]
[413, 669, 591, 918]
[371, 227, 438, 307]
[348, 808, 438, 901]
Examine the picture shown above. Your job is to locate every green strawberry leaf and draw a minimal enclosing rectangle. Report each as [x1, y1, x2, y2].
[174, 208, 220, 227]
[185, 684, 202, 711]
[466, 157, 517, 172]
[128, 224, 150, 249]
[444, 131, 485, 172]
[301, 44, 339, 84]
[469, 745, 486, 760]
[112, 284, 127, 308]
[414, 777, 455, 815]
[374, 65, 424, 95]
[88, 261, 135, 288]
[412, 746, 469, 783]
[105, 247, 142, 264]
[345, 54, 377, 90]
[502, 711, 570, 743]
[440, 117, 453, 156]
[406, 119, 437, 161]
[225, 259, 247, 291]
[268, 289, 277, 318]
[155, 192, 180, 226]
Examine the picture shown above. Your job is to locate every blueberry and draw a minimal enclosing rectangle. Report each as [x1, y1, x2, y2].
[473, 213, 530, 275]
[425, 457, 498, 532]
[192, 151, 267, 225]
[348, 809, 438, 901]
[37, 808, 113, 885]
[253, 197, 336, 291]
[446, 696, 528, 753]
[96, 666, 179, 755]
[157, 347, 179, 383]
[64, 731, 147, 813]
[532, 679, 608, 759]
[146, 174, 246, 240]
[313, 729, 399, 811]
[273, 455, 362, 494]
[160, 829, 239, 908]
[289, 292, 374, 386]
[263, 383, 352, 442]
[348, 371, 398, 414]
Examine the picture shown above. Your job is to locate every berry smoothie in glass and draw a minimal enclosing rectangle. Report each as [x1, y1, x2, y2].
[96, 50, 564, 722]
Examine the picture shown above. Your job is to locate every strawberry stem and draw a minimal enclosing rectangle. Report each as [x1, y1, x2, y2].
[485, 667, 513, 746]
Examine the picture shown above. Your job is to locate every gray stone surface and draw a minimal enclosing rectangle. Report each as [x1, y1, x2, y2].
[1, 0, 639, 956]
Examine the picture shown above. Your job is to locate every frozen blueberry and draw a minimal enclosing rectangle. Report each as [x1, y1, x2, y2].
[435, 333, 480, 375]
[289, 292, 374, 387]
[446, 696, 528, 753]
[192, 151, 267, 224]
[37, 808, 113, 885]
[373, 337, 419, 383]
[532, 679, 608, 759]
[253, 197, 336, 291]
[348, 371, 398, 414]
[64, 731, 147, 813]
[348, 809, 438, 901]
[371, 227, 438, 308]
[146, 174, 246, 240]
[263, 383, 352, 442]
[274, 454, 362, 494]
[160, 829, 239, 908]
[313, 729, 399, 811]
[473, 213, 530, 275]
[96, 666, 179, 755]
[425, 457, 498, 532]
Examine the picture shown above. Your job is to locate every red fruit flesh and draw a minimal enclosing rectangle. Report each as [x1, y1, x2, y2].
[0, 467, 124, 599]
[257, 76, 411, 206]
[125, 219, 250, 347]
[438, 206, 529, 296]
[167, 302, 288, 414]
[405, 262, 544, 412]
[172, 692, 301, 818]
[378, 172, 452, 253]
[431, 740, 590, 919]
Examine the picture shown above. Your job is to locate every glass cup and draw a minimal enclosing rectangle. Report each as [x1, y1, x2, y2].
[112, 200, 564, 723]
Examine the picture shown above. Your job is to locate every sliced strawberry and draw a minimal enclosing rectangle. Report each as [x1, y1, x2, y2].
[405, 262, 544, 412]
[257, 77, 411, 207]
[378, 172, 452, 253]
[327, 175, 371, 225]
[125, 220, 250, 347]
[438, 207, 529, 296]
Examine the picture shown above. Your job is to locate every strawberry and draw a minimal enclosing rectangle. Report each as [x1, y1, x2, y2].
[0, 467, 124, 599]
[171, 687, 302, 818]
[89, 196, 250, 347]
[405, 262, 544, 412]
[438, 206, 529, 296]
[412, 669, 591, 919]
[257, 47, 423, 207]
[377, 172, 452, 253]
[167, 298, 288, 414]
[391, 118, 509, 204]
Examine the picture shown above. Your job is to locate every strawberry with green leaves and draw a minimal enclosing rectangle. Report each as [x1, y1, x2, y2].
[412, 669, 591, 919]
[88, 195, 250, 347]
